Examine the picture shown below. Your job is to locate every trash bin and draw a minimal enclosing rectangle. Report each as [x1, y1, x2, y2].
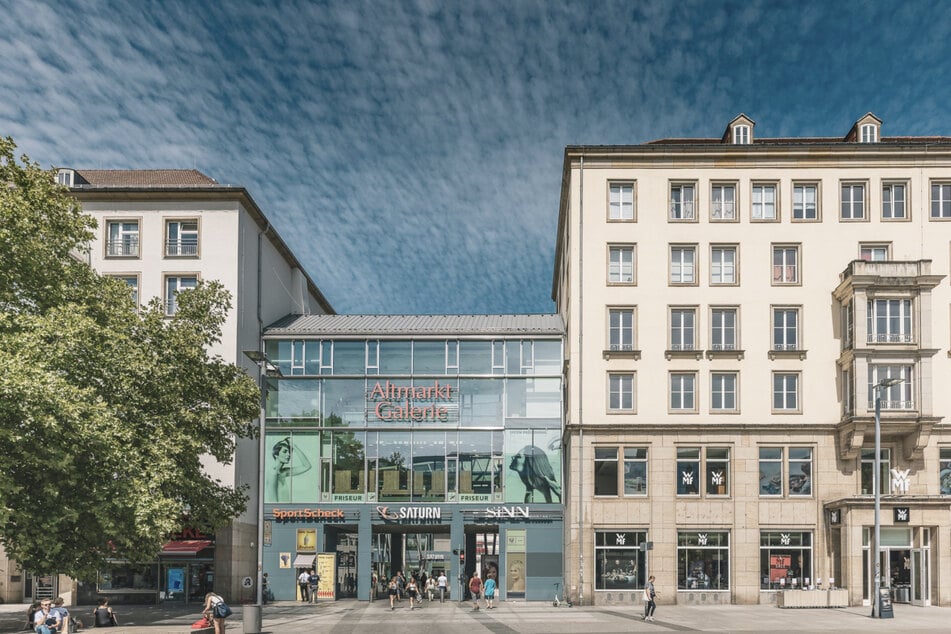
[243, 604, 262, 634]
[895, 585, 910, 603]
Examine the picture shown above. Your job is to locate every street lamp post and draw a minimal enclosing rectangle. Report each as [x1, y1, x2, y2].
[243, 350, 280, 633]
[872, 376, 902, 619]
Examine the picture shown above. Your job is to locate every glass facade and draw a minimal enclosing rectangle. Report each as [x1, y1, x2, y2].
[262, 338, 563, 505]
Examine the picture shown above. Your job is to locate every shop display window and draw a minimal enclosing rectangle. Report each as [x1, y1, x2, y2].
[595, 531, 647, 590]
[760, 531, 812, 590]
[677, 531, 729, 590]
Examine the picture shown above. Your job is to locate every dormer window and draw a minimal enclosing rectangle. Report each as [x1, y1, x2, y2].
[732, 125, 750, 145]
[56, 168, 74, 187]
[860, 123, 878, 143]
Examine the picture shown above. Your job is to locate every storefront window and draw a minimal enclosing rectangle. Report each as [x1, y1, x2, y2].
[505, 378, 561, 425]
[788, 447, 812, 496]
[532, 340, 562, 375]
[595, 531, 647, 590]
[332, 431, 365, 500]
[459, 378, 503, 426]
[458, 431, 493, 499]
[678, 531, 729, 590]
[676, 448, 701, 495]
[98, 563, 159, 591]
[760, 531, 812, 590]
[379, 341, 412, 375]
[759, 448, 783, 495]
[332, 341, 365, 375]
[939, 448, 951, 494]
[378, 435, 410, 502]
[459, 341, 492, 374]
[623, 448, 648, 495]
[323, 379, 367, 426]
[412, 432, 446, 502]
[413, 340, 446, 375]
[265, 378, 319, 422]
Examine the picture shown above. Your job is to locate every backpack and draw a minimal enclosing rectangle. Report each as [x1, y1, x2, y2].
[213, 600, 233, 618]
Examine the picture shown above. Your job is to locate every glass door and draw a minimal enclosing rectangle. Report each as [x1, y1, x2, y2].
[911, 527, 931, 606]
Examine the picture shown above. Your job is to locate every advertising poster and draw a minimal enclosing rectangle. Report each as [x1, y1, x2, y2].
[505, 552, 526, 598]
[297, 529, 317, 552]
[316, 553, 336, 599]
[505, 428, 562, 503]
[265, 432, 319, 503]
[279, 553, 291, 569]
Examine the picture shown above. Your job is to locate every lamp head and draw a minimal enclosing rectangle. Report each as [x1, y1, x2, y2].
[878, 377, 903, 388]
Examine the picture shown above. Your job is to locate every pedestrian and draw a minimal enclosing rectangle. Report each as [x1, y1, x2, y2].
[484, 574, 497, 609]
[51, 597, 81, 632]
[387, 576, 399, 610]
[298, 569, 311, 602]
[407, 576, 420, 610]
[397, 570, 406, 602]
[643, 575, 657, 621]
[469, 572, 483, 610]
[91, 597, 117, 627]
[437, 570, 448, 603]
[32, 598, 60, 634]
[202, 591, 229, 634]
[262, 572, 270, 604]
[425, 575, 436, 602]
[309, 568, 320, 604]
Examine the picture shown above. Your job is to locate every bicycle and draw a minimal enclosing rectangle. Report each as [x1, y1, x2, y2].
[552, 582, 572, 607]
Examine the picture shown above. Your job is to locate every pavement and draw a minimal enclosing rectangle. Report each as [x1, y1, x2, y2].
[3, 598, 950, 634]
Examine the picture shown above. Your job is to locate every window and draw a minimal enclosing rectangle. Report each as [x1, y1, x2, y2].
[56, 168, 74, 187]
[772, 245, 799, 285]
[670, 372, 697, 412]
[711, 184, 736, 220]
[772, 307, 799, 350]
[594, 448, 648, 497]
[106, 220, 140, 257]
[939, 448, 951, 495]
[733, 125, 750, 145]
[670, 245, 696, 284]
[759, 447, 813, 496]
[711, 372, 737, 412]
[608, 373, 635, 412]
[860, 244, 890, 261]
[882, 182, 907, 219]
[860, 123, 877, 143]
[164, 275, 198, 315]
[710, 246, 737, 285]
[112, 275, 139, 306]
[867, 298, 912, 343]
[710, 308, 736, 350]
[868, 366, 913, 410]
[608, 308, 635, 351]
[772, 373, 799, 412]
[792, 184, 818, 220]
[752, 183, 777, 220]
[670, 308, 696, 350]
[609, 182, 635, 220]
[166, 220, 199, 256]
[608, 245, 635, 283]
[670, 183, 696, 220]
[676, 447, 701, 495]
[760, 532, 812, 590]
[840, 183, 866, 220]
[678, 531, 729, 590]
[932, 182, 951, 219]
[860, 448, 891, 495]
[595, 531, 648, 591]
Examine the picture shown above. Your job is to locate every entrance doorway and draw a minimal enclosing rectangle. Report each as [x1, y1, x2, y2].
[371, 525, 452, 599]
[27, 574, 57, 602]
[863, 526, 930, 606]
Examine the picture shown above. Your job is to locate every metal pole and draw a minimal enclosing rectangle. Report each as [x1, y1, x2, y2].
[257, 368, 266, 607]
[872, 386, 881, 618]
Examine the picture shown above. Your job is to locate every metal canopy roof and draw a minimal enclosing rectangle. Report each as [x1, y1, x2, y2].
[264, 313, 564, 337]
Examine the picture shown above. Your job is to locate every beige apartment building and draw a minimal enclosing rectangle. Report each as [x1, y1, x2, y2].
[553, 114, 951, 608]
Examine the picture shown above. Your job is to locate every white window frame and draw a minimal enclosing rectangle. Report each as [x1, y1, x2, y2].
[711, 183, 736, 220]
[772, 306, 800, 351]
[792, 183, 818, 221]
[868, 365, 914, 410]
[670, 183, 696, 221]
[931, 182, 951, 219]
[752, 183, 777, 221]
[840, 183, 866, 220]
[882, 182, 907, 220]
[733, 125, 750, 145]
[609, 182, 635, 221]
[165, 219, 200, 257]
[106, 219, 141, 257]
[710, 307, 737, 351]
[859, 243, 890, 261]
[771, 245, 800, 285]
[710, 245, 737, 285]
[670, 307, 697, 351]
[608, 372, 635, 412]
[164, 274, 198, 315]
[670, 245, 697, 285]
[710, 372, 738, 412]
[608, 307, 635, 352]
[860, 123, 878, 143]
[772, 372, 800, 413]
[670, 372, 697, 412]
[608, 245, 635, 284]
[867, 298, 913, 343]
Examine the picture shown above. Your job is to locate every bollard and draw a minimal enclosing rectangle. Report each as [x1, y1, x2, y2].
[243, 604, 262, 634]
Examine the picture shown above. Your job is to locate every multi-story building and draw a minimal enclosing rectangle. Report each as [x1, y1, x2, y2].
[553, 114, 951, 608]
[0, 169, 333, 605]
[258, 314, 564, 602]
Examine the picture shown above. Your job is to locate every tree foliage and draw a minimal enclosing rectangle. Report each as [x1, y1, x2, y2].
[0, 137, 260, 578]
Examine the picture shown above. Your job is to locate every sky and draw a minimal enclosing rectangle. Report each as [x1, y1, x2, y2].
[2, 0, 950, 315]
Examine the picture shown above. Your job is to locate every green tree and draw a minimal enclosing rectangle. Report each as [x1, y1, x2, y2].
[0, 137, 260, 578]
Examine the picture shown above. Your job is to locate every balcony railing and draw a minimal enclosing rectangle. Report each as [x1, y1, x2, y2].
[869, 400, 915, 411]
[773, 343, 798, 351]
[867, 333, 914, 344]
[711, 343, 735, 350]
[609, 343, 634, 351]
[106, 238, 139, 257]
[166, 239, 198, 256]
[670, 343, 695, 351]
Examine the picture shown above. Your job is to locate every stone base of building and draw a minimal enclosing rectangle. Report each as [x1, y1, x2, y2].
[676, 591, 731, 605]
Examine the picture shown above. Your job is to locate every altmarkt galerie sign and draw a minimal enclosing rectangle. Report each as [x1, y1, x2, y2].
[367, 380, 457, 422]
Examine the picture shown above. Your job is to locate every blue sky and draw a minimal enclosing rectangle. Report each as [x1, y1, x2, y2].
[2, 0, 949, 315]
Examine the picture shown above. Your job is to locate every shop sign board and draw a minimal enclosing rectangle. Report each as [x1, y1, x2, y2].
[316, 553, 336, 600]
[367, 380, 455, 422]
[894, 507, 910, 523]
[272, 508, 347, 522]
[376, 505, 442, 521]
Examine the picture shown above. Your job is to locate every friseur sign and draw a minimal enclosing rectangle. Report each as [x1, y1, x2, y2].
[368, 380, 454, 422]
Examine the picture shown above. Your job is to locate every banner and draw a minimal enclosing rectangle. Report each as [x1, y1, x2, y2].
[316, 552, 336, 599]
[505, 429, 562, 503]
[265, 432, 319, 503]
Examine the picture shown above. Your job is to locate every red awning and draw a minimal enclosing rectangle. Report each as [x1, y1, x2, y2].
[161, 539, 213, 556]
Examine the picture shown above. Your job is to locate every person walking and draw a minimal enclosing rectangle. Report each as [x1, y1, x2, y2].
[308, 569, 320, 604]
[387, 576, 399, 610]
[406, 576, 420, 610]
[469, 572, 484, 610]
[437, 571, 448, 603]
[262, 572, 270, 604]
[483, 573, 497, 609]
[298, 569, 311, 602]
[425, 575, 436, 602]
[643, 575, 657, 621]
